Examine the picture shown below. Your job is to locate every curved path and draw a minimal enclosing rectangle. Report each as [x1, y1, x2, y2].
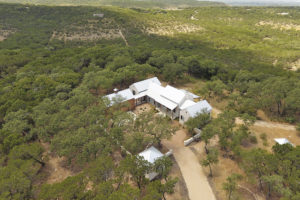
[213, 108, 296, 131]
[163, 129, 216, 200]
[173, 147, 216, 200]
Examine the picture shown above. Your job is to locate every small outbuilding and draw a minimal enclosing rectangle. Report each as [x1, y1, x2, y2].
[138, 146, 164, 181]
[274, 138, 294, 146]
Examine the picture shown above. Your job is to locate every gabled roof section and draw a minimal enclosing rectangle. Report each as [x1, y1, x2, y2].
[147, 82, 177, 110]
[180, 100, 196, 110]
[138, 146, 164, 164]
[180, 89, 200, 99]
[104, 89, 134, 106]
[130, 77, 161, 93]
[186, 100, 212, 118]
[161, 85, 186, 104]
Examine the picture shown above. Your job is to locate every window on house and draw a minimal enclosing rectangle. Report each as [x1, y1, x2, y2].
[133, 91, 136, 95]
[181, 115, 184, 120]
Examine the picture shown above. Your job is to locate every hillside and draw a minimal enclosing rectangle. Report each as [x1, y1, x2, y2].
[0, 0, 225, 8]
[0, 3, 299, 200]
[1, 5, 299, 70]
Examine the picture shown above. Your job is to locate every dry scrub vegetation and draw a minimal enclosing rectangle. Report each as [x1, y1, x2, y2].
[287, 59, 300, 71]
[145, 21, 204, 36]
[50, 19, 121, 41]
[256, 21, 300, 31]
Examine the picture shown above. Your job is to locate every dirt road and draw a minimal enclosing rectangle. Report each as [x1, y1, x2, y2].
[213, 108, 296, 131]
[163, 129, 216, 200]
[173, 147, 216, 200]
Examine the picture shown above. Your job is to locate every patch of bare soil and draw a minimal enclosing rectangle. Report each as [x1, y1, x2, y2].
[51, 29, 120, 41]
[50, 19, 121, 41]
[256, 109, 271, 121]
[133, 103, 155, 115]
[145, 21, 204, 36]
[287, 58, 300, 71]
[40, 142, 74, 184]
[218, 17, 243, 23]
[162, 123, 187, 149]
[190, 16, 198, 21]
[191, 141, 265, 200]
[250, 124, 300, 151]
[256, 21, 300, 31]
[213, 106, 296, 131]
[212, 107, 222, 118]
[0, 29, 15, 41]
[207, 107, 298, 198]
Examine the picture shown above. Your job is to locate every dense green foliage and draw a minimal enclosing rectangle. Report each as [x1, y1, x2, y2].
[0, 3, 299, 199]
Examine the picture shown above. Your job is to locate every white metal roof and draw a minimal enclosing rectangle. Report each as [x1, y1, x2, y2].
[161, 85, 186, 104]
[105, 89, 134, 106]
[186, 100, 212, 118]
[134, 91, 147, 99]
[130, 77, 161, 93]
[180, 100, 196, 110]
[274, 138, 293, 146]
[138, 146, 164, 164]
[147, 83, 177, 110]
[180, 89, 200, 99]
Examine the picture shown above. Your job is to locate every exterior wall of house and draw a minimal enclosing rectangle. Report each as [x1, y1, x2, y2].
[120, 99, 135, 111]
[145, 96, 178, 119]
[179, 110, 190, 124]
[136, 96, 147, 106]
[128, 99, 136, 110]
[179, 109, 212, 124]
[148, 97, 155, 105]
[172, 107, 180, 119]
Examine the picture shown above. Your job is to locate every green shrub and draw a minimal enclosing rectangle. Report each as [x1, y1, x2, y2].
[249, 135, 257, 144]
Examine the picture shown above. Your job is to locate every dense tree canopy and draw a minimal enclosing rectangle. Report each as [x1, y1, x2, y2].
[0, 3, 299, 200]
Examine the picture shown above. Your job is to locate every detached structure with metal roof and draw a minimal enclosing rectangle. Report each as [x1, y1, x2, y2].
[138, 146, 164, 181]
[274, 138, 294, 146]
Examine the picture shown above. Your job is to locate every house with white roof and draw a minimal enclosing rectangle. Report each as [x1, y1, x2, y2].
[105, 88, 134, 106]
[179, 100, 212, 124]
[129, 77, 161, 96]
[138, 146, 164, 181]
[104, 77, 212, 122]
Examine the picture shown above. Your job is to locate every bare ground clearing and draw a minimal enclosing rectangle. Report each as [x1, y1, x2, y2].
[0, 29, 15, 41]
[40, 142, 74, 184]
[191, 141, 265, 200]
